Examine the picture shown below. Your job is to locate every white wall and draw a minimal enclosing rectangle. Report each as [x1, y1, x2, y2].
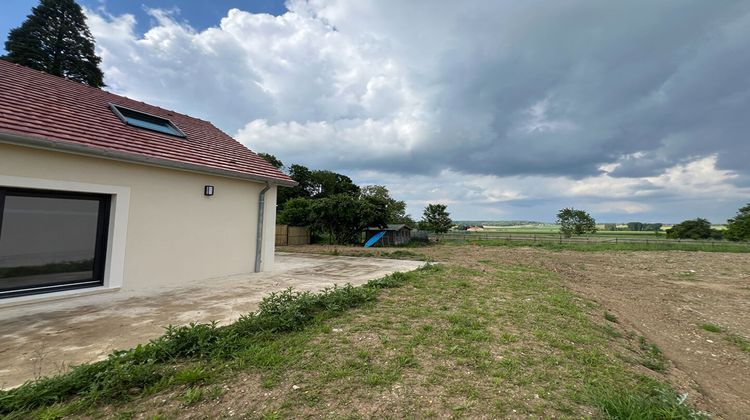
[0, 142, 278, 297]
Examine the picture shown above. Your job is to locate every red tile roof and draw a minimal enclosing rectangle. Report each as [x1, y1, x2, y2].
[0, 60, 294, 185]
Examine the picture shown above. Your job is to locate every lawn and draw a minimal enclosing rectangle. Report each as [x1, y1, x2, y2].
[1, 248, 708, 418]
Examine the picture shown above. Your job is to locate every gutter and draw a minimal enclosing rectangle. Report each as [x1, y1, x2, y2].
[254, 182, 271, 273]
[0, 131, 298, 187]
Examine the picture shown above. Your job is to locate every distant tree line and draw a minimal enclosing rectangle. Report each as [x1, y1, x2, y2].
[626, 222, 663, 232]
[563, 203, 750, 242]
[601, 222, 663, 232]
[666, 204, 750, 241]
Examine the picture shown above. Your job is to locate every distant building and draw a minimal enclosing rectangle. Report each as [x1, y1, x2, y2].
[364, 224, 413, 246]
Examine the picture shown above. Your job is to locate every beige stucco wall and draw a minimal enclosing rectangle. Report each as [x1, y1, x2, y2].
[0, 142, 278, 292]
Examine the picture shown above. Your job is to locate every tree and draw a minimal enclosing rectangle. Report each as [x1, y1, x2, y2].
[4, 0, 104, 87]
[277, 197, 313, 226]
[625, 222, 663, 232]
[311, 194, 387, 244]
[361, 185, 414, 226]
[666, 218, 722, 240]
[421, 204, 453, 241]
[724, 204, 750, 241]
[626, 222, 643, 232]
[309, 170, 360, 199]
[277, 164, 361, 208]
[556, 208, 596, 237]
[257, 153, 283, 170]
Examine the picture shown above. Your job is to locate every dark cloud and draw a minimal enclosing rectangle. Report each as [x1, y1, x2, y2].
[87, 0, 750, 221]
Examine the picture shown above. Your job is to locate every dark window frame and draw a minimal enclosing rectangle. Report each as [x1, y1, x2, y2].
[0, 187, 111, 299]
[109, 103, 187, 138]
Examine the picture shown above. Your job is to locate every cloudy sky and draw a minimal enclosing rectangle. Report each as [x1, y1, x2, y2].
[3, 0, 750, 222]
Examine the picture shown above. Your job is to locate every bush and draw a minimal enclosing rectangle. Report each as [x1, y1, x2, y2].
[725, 204, 750, 241]
[666, 218, 722, 240]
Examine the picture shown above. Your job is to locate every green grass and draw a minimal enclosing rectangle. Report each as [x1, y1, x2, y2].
[457, 239, 750, 253]
[638, 336, 668, 372]
[0, 260, 707, 418]
[464, 228, 665, 238]
[179, 387, 204, 406]
[591, 383, 707, 419]
[726, 334, 750, 353]
[604, 312, 619, 323]
[697, 324, 749, 353]
[699, 323, 723, 333]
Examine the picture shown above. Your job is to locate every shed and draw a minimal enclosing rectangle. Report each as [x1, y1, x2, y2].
[0, 61, 295, 305]
[364, 224, 412, 246]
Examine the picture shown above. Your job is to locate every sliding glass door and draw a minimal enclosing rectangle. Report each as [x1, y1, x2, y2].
[0, 188, 110, 298]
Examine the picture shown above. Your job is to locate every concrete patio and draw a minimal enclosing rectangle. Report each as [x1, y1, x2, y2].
[0, 252, 424, 389]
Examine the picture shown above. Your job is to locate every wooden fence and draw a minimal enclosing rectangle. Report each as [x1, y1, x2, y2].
[275, 225, 311, 246]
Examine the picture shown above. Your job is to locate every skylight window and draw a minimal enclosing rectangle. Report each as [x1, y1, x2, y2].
[109, 104, 186, 138]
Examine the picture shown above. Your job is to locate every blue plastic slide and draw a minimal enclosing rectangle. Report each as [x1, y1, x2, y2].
[364, 231, 386, 248]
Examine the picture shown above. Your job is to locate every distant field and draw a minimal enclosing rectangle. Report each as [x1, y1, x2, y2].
[474, 227, 664, 238]
[454, 228, 668, 240]
[439, 231, 750, 251]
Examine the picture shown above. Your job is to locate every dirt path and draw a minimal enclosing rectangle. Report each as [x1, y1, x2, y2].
[546, 251, 750, 419]
[284, 245, 750, 418]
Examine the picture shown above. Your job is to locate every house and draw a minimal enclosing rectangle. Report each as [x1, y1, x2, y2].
[0, 61, 295, 305]
[364, 224, 412, 246]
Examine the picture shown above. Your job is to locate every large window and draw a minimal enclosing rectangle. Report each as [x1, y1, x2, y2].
[0, 188, 110, 298]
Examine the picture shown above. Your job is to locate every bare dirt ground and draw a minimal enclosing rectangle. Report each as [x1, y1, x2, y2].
[282, 244, 750, 419]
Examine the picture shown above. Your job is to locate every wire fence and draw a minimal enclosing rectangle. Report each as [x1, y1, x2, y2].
[423, 231, 750, 249]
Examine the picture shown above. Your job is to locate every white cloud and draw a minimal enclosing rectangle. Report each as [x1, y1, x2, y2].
[84, 1, 750, 222]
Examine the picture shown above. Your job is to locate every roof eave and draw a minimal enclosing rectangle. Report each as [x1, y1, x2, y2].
[0, 131, 298, 187]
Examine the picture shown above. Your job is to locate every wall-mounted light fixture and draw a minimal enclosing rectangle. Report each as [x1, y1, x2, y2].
[204, 185, 214, 196]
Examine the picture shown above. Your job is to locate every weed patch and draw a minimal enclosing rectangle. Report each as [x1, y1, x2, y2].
[699, 323, 723, 333]
[604, 312, 619, 323]
[638, 337, 667, 372]
[726, 334, 750, 353]
[590, 382, 708, 419]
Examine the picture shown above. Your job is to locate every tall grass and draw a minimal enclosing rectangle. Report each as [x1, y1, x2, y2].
[591, 382, 707, 419]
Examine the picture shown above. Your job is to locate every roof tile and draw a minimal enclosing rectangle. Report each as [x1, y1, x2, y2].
[0, 61, 293, 185]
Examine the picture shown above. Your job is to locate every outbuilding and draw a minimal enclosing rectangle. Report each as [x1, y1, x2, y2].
[364, 224, 413, 246]
[0, 61, 295, 305]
